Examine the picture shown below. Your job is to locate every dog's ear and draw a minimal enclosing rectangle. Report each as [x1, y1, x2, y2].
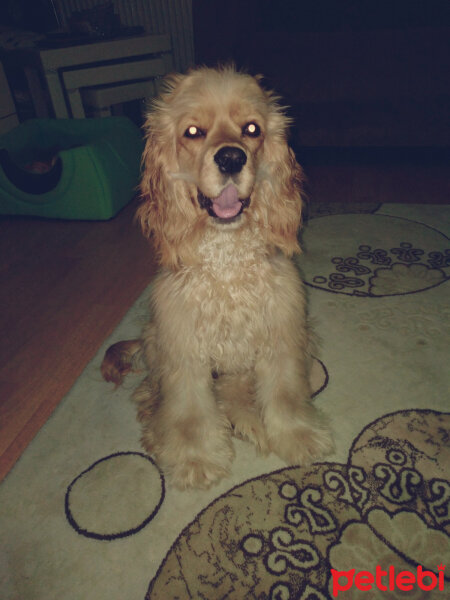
[255, 131, 304, 257]
[136, 78, 202, 269]
[245, 79, 303, 257]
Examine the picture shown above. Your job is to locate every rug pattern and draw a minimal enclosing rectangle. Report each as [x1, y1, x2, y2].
[299, 214, 449, 297]
[147, 409, 449, 599]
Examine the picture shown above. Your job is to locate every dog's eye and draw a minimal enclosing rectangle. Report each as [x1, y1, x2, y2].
[242, 122, 261, 137]
[184, 126, 205, 139]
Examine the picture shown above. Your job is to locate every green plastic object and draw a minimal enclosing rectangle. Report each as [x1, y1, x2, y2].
[0, 117, 143, 220]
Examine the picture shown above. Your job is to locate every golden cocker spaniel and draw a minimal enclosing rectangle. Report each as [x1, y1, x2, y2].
[101, 65, 333, 489]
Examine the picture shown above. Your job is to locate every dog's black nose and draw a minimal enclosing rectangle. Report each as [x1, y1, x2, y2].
[214, 146, 247, 174]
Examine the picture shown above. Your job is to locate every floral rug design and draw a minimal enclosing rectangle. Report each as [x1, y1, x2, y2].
[299, 214, 449, 297]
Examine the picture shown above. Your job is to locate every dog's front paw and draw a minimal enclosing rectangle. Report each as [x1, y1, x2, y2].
[269, 422, 334, 466]
[170, 458, 231, 490]
[232, 413, 270, 455]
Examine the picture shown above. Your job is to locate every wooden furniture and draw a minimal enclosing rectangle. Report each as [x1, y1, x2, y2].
[81, 78, 157, 118]
[38, 33, 172, 118]
[0, 62, 19, 134]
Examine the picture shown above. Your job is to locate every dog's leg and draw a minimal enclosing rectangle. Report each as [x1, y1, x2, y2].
[146, 364, 234, 489]
[255, 352, 334, 465]
[215, 372, 269, 454]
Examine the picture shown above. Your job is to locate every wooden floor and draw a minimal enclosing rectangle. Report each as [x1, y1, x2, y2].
[0, 198, 157, 481]
[0, 149, 448, 481]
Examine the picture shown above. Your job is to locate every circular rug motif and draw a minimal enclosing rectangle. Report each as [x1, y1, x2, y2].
[65, 452, 165, 540]
[147, 409, 449, 599]
[310, 356, 328, 398]
[298, 214, 449, 297]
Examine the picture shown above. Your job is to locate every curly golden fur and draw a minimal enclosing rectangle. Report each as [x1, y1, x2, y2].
[102, 66, 333, 489]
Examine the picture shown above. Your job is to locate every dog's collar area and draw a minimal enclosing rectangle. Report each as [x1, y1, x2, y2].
[198, 190, 250, 224]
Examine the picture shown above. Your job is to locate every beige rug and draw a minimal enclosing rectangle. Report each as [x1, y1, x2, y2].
[1, 203, 449, 599]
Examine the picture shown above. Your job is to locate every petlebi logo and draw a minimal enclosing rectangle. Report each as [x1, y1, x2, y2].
[330, 564, 446, 597]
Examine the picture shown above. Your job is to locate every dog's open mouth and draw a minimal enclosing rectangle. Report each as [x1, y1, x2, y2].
[198, 184, 250, 223]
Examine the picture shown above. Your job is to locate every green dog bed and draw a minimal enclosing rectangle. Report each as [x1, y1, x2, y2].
[0, 117, 143, 220]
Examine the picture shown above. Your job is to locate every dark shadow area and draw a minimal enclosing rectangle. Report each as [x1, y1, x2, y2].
[193, 0, 450, 204]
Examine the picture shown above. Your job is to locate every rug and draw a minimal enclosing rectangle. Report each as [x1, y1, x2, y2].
[1, 203, 449, 600]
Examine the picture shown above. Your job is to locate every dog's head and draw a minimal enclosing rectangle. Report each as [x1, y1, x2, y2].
[138, 66, 304, 268]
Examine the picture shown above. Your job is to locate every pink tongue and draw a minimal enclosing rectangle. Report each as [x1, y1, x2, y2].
[212, 185, 241, 219]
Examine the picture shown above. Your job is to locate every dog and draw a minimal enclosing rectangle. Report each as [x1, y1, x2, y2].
[101, 65, 333, 489]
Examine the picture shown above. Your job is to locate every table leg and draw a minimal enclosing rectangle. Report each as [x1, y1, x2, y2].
[44, 69, 69, 118]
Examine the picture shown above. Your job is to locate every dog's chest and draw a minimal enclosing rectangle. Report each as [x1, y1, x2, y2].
[192, 263, 275, 370]
[186, 230, 286, 371]
[155, 230, 301, 373]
